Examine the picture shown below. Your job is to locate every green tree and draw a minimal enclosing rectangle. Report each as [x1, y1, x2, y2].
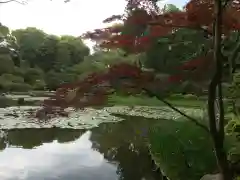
[23, 67, 44, 85]
[35, 35, 59, 71]
[54, 36, 90, 71]
[54, 39, 72, 71]
[0, 54, 15, 74]
[12, 27, 46, 67]
[46, 0, 240, 179]
[61, 35, 90, 64]
[70, 50, 137, 79]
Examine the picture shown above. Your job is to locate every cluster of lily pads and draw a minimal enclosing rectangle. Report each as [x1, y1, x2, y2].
[0, 105, 204, 129]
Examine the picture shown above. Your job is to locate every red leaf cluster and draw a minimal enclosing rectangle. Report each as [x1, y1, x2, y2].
[35, 63, 156, 118]
[35, 56, 214, 119]
[36, 0, 235, 119]
[83, 0, 240, 53]
[36, 54, 215, 119]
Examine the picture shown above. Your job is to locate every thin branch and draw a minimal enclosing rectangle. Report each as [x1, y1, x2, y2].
[143, 88, 210, 133]
[0, 0, 15, 3]
[0, 0, 27, 4]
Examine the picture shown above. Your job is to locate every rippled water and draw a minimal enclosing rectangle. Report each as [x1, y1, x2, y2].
[0, 117, 164, 180]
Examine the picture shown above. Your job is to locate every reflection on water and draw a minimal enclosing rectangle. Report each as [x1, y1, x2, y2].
[0, 117, 163, 180]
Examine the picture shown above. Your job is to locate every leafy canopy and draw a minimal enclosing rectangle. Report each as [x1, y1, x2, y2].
[37, 0, 240, 117]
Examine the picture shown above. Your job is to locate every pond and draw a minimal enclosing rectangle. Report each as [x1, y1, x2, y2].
[0, 93, 208, 180]
[0, 117, 165, 180]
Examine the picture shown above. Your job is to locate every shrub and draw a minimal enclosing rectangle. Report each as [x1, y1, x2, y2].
[0, 96, 17, 107]
[0, 73, 24, 83]
[8, 83, 32, 92]
[32, 79, 46, 90]
[12, 67, 25, 77]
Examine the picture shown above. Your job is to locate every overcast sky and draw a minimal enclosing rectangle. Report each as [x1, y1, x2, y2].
[0, 0, 188, 36]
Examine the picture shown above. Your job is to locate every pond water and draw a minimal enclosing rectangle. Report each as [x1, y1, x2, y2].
[0, 117, 164, 180]
[0, 93, 204, 179]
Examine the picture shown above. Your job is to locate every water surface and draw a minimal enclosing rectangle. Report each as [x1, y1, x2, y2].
[0, 117, 163, 180]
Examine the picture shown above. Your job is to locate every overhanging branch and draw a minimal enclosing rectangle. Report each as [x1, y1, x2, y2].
[0, 0, 15, 3]
[143, 87, 210, 133]
[0, 0, 27, 4]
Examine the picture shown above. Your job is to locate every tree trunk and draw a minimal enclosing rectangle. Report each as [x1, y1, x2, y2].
[208, 74, 232, 180]
[208, 0, 233, 179]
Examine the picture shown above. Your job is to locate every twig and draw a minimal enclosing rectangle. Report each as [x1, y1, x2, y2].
[0, 0, 15, 3]
[0, 0, 27, 4]
[143, 88, 210, 133]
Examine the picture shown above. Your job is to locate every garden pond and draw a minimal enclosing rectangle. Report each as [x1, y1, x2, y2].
[0, 93, 218, 180]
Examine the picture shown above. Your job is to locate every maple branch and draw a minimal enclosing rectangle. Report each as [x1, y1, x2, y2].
[0, 0, 14, 3]
[0, 0, 27, 4]
[0, 0, 15, 4]
[143, 87, 209, 133]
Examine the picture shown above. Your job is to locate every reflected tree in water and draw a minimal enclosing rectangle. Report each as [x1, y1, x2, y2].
[0, 128, 84, 149]
[0, 117, 166, 180]
[90, 115, 165, 180]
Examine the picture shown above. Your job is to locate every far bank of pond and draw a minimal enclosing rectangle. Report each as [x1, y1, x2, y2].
[0, 91, 206, 108]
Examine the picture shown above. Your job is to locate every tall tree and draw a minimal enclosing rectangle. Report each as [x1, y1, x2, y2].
[12, 27, 46, 67]
[38, 0, 240, 179]
[35, 35, 59, 72]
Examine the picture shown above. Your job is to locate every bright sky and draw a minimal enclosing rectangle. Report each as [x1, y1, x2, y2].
[0, 0, 188, 37]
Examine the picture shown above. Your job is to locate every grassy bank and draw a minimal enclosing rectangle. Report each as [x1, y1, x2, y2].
[0, 91, 212, 109]
[107, 94, 205, 108]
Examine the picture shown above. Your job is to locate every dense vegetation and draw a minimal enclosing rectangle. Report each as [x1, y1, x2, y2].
[1, 0, 240, 180]
[0, 25, 139, 92]
[35, 0, 240, 179]
[0, 19, 210, 96]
